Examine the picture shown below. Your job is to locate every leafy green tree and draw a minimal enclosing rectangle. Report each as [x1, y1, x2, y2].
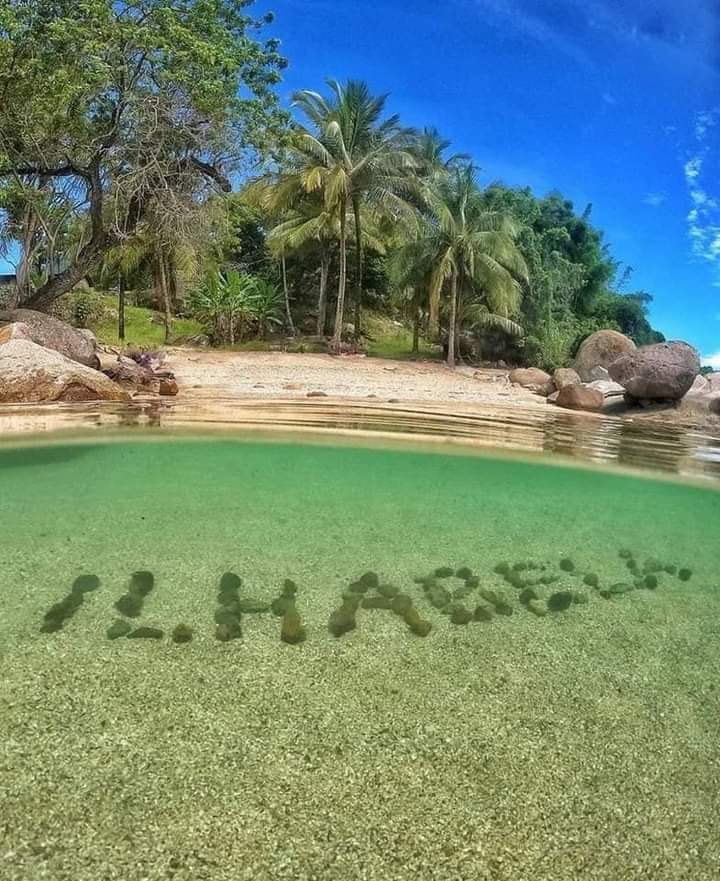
[0, 0, 286, 310]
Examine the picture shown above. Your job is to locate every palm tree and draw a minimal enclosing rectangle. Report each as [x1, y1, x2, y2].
[413, 127, 470, 178]
[266, 196, 387, 336]
[402, 164, 528, 367]
[291, 80, 419, 344]
[265, 196, 338, 335]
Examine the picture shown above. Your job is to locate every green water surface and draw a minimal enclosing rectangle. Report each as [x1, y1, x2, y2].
[1, 437, 719, 881]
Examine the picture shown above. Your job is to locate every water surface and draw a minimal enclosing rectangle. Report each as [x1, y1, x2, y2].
[1, 436, 719, 880]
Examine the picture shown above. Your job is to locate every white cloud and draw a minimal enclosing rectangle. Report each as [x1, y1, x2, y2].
[702, 351, 720, 369]
[682, 110, 720, 285]
[695, 110, 719, 139]
[684, 157, 703, 181]
[643, 192, 667, 207]
[602, 92, 617, 106]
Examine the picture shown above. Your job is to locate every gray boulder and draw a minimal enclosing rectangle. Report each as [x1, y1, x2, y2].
[573, 330, 636, 382]
[586, 365, 610, 382]
[0, 308, 99, 368]
[587, 379, 626, 398]
[609, 341, 701, 401]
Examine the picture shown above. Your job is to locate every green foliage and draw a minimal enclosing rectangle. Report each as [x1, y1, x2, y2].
[51, 288, 107, 329]
[252, 278, 284, 336]
[189, 270, 283, 343]
[0, 0, 287, 307]
[90, 296, 204, 346]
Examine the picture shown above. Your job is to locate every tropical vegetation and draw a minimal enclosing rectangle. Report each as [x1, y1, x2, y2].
[0, 0, 663, 369]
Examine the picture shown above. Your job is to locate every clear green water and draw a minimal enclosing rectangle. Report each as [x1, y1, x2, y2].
[1, 437, 720, 880]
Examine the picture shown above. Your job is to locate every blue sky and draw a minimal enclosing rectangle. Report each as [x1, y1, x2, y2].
[260, 0, 720, 365]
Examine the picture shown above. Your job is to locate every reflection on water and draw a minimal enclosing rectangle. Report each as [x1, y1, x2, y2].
[1, 395, 719, 481]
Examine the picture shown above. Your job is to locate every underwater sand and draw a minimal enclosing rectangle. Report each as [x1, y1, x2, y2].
[1, 437, 720, 880]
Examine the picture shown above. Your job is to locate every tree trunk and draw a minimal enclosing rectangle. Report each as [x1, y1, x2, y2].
[25, 159, 110, 311]
[118, 274, 126, 342]
[317, 249, 329, 336]
[352, 195, 363, 338]
[412, 304, 420, 354]
[447, 270, 458, 368]
[428, 275, 440, 341]
[281, 252, 295, 335]
[166, 250, 180, 311]
[14, 204, 40, 307]
[332, 199, 348, 347]
[157, 253, 172, 344]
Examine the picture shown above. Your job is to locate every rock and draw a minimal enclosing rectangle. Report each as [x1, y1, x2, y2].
[103, 358, 159, 393]
[572, 330, 636, 382]
[307, 390, 328, 398]
[0, 338, 130, 403]
[553, 367, 582, 390]
[686, 374, 711, 396]
[0, 308, 99, 367]
[609, 341, 701, 401]
[587, 366, 610, 381]
[509, 367, 555, 396]
[554, 384, 604, 412]
[0, 322, 32, 344]
[547, 391, 559, 403]
[678, 391, 720, 419]
[586, 379, 626, 398]
[159, 377, 178, 396]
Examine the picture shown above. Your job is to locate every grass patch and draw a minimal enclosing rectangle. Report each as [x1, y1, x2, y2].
[364, 312, 439, 360]
[91, 296, 204, 348]
[90, 297, 437, 360]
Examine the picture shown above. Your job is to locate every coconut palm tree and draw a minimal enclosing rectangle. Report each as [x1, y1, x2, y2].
[265, 196, 338, 335]
[291, 80, 419, 344]
[266, 195, 387, 336]
[398, 164, 528, 367]
[413, 127, 470, 178]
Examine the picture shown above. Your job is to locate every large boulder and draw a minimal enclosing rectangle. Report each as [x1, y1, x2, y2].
[608, 341, 701, 401]
[0, 333, 129, 403]
[509, 367, 555, 396]
[573, 330, 636, 382]
[0, 308, 99, 368]
[554, 384, 604, 412]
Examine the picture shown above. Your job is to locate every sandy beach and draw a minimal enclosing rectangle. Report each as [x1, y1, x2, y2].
[164, 349, 548, 408]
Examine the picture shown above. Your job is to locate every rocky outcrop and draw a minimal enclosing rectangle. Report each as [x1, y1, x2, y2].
[554, 384, 604, 412]
[553, 367, 582, 390]
[609, 341, 701, 401]
[572, 330, 636, 382]
[102, 352, 178, 396]
[0, 333, 129, 403]
[0, 308, 99, 368]
[509, 367, 555, 396]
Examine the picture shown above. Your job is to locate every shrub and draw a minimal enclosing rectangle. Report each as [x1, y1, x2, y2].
[52, 288, 106, 329]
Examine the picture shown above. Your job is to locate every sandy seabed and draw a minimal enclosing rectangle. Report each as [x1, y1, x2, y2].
[3, 574, 720, 881]
[1, 438, 719, 881]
